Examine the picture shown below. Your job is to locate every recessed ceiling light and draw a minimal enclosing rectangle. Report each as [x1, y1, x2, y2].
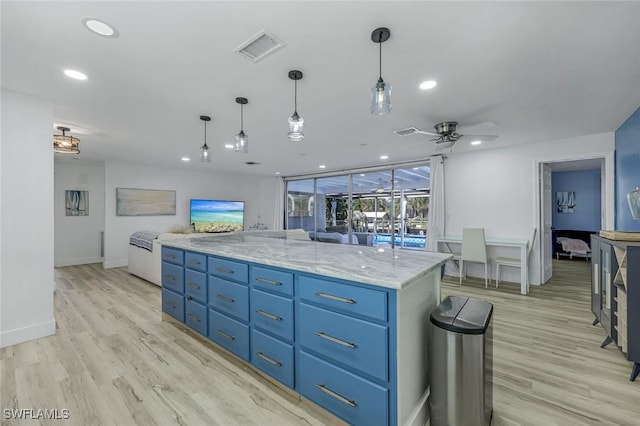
[319, 164, 326, 169]
[419, 80, 437, 90]
[275, 172, 281, 175]
[82, 17, 119, 38]
[380, 155, 389, 160]
[412, 167, 419, 170]
[359, 173, 365, 177]
[224, 144, 234, 149]
[181, 157, 190, 161]
[470, 140, 482, 145]
[64, 69, 88, 80]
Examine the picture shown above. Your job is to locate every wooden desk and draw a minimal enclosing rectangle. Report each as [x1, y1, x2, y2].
[434, 236, 529, 295]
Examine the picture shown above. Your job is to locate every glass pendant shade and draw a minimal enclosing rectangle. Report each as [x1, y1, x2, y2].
[200, 143, 211, 162]
[288, 112, 304, 142]
[53, 127, 80, 154]
[370, 78, 392, 115]
[628, 186, 640, 219]
[235, 131, 249, 153]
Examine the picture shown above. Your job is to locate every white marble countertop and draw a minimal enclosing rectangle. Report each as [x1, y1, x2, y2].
[161, 232, 451, 290]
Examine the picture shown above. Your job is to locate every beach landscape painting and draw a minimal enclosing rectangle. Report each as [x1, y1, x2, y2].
[116, 188, 176, 216]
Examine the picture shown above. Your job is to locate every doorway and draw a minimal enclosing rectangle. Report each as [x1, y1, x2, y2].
[536, 153, 614, 284]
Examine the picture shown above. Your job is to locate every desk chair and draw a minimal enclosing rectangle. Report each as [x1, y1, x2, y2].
[495, 228, 536, 287]
[460, 228, 490, 287]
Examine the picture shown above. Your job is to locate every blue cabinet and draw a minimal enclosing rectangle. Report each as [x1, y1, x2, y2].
[160, 244, 433, 426]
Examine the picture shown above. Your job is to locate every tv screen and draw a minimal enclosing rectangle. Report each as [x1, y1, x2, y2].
[190, 199, 245, 233]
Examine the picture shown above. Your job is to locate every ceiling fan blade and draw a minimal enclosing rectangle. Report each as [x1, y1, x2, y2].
[458, 134, 498, 141]
[457, 121, 498, 134]
[415, 130, 440, 137]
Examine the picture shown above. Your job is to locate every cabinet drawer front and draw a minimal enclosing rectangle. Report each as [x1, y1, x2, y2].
[162, 262, 184, 293]
[162, 247, 184, 266]
[208, 309, 250, 361]
[299, 276, 387, 322]
[298, 351, 388, 426]
[251, 329, 294, 388]
[185, 269, 207, 303]
[208, 257, 248, 284]
[251, 289, 294, 341]
[299, 303, 388, 382]
[208, 277, 249, 321]
[185, 252, 207, 272]
[185, 299, 207, 336]
[162, 289, 184, 322]
[251, 266, 294, 296]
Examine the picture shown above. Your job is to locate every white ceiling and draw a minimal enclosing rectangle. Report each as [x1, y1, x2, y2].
[3, 1, 640, 177]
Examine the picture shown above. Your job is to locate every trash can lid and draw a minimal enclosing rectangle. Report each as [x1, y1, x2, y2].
[430, 295, 493, 335]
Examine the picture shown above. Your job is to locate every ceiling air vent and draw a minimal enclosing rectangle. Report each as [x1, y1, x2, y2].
[393, 127, 421, 137]
[234, 30, 286, 63]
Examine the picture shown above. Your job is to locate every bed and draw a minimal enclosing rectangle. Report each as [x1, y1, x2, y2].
[553, 229, 596, 260]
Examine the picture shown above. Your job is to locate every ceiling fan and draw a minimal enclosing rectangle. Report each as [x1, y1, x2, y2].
[393, 121, 498, 149]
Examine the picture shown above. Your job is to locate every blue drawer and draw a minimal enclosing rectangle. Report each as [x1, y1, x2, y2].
[251, 266, 294, 296]
[185, 298, 207, 336]
[298, 303, 388, 382]
[185, 269, 207, 303]
[251, 289, 294, 342]
[209, 277, 249, 322]
[251, 329, 294, 388]
[162, 289, 184, 322]
[209, 257, 248, 284]
[299, 276, 387, 322]
[298, 351, 388, 426]
[208, 309, 250, 361]
[162, 262, 184, 293]
[162, 247, 184, 266]
[185, 252, 206, 272]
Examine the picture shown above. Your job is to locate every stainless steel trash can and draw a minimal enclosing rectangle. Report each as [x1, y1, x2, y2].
[429, 295, 493, 426]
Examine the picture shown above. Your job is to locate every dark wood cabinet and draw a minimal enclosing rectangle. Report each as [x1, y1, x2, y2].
[591, 235, 640, 381]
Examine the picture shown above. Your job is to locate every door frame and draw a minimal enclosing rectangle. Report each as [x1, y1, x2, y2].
[533, 151, 614, 284]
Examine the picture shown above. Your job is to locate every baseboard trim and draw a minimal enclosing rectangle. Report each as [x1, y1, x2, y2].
[103, 259, 127, 269]
[55, 257, 103, 267]
[0, 319, 56, 348]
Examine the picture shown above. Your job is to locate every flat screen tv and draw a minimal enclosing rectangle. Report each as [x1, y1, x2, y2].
[190, 199, 245, 233]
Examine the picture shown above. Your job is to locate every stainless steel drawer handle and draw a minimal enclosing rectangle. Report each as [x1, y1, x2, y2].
[215, 294, 235, 303]
[186, 283, 200, 289]
[256, 352, 282, 367]
[315, 332, 357, 349]
[214, 267, 234, 274]
[215, 329, 235, 341]
[188, 260, 201, 265]
[314, 292, 355, 304]
[163, 301, 176, 309]
[255, 277, 282, 286]
[163, 274, 176, 280]
[256, 310, 283, 321]
[316, 384, 357, 408]
[186, 313, 201, 323]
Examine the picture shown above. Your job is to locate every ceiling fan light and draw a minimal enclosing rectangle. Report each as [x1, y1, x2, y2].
[437, 140, 456, 149]
[371, 79, 391, 115]
[53, 127, 80, 154]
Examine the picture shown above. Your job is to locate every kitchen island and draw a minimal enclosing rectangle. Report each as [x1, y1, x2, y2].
[160, 232, 450, 426]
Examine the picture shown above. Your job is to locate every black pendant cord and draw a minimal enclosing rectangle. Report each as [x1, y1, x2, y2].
[203, 121, 207, 148]
[294, 79, 298, 114]
[240, 104, 244, 131]
[379, 38, 383, 80]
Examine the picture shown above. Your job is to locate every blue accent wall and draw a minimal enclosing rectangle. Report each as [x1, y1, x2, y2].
[616, 107, 640, 231]
[552, 169, 601, 231]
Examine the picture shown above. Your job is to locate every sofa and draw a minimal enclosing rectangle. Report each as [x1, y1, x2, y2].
[308, 231, 374, 246]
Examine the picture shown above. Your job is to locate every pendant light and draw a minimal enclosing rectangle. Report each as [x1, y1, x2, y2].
[628, 186, 640, 219]
[234, 97, 249, 153]
[370, 27, 391, 115]
[287, 70, 304, 142]
[53, 126, 80, 154]
[199, 115, 211, 162]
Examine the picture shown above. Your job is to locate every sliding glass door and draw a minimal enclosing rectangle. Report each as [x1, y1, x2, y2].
[285, 163, 430, 249]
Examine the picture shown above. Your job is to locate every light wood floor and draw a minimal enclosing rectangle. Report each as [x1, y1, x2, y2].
[1, 260, 638, 425]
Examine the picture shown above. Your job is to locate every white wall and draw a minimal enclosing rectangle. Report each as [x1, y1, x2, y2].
[54, 160, 105, 267]
[103, 161, 276, 268]
[0, 89, 55, 348]
[444, 132, 614, 285]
